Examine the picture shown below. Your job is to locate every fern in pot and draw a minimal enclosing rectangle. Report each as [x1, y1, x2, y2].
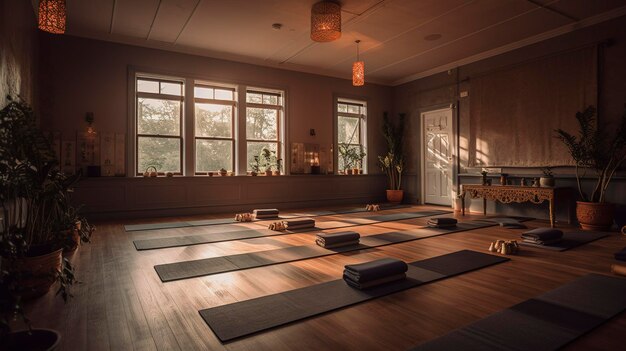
[1, 96, 90, 344]
[555, 105, 626, 230]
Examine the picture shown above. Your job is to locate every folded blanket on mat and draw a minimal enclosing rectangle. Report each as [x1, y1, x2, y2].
[343, 258, 408, 289]
[316, 231, 360, 247]
[285, 218, 315, 230]
[427, 217, 458, 228]
[343, 273, 407, 289]
[521, 228, 563, 244]
[615, 247, 626, 261]
[253, 209, 279, 219]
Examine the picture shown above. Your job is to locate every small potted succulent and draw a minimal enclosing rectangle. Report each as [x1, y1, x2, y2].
[250, 156, 260, 176]
[219, 168, 228, 176]
[539, 167, 555, 187]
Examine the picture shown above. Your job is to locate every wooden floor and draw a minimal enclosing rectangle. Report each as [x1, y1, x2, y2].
[24, 204, 626, 350]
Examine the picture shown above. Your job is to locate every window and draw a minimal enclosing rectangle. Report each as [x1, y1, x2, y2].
[245, 89, 284, 172]
[337, 99, 367, 173]
[136, 77, 184, 174]
[132, 71, 287, 176]
[194, 84, 236, 173]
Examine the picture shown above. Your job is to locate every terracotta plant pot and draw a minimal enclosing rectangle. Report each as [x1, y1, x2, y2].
[346, 169, 353, 175]
[5, 247, 63, 300]
[4, 328, 60, 351]
[386, 189, 404, 203]
[273, 170, 280, 176]
[576, 201, 615, 231]
[250, 171, 257, 176]
[265, 170, 272, 176]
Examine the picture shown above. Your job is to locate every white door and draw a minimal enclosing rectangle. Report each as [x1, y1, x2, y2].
[422, 108, 453, 206]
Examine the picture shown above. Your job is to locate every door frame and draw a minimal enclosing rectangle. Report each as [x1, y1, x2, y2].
[419, 104, 457, 206]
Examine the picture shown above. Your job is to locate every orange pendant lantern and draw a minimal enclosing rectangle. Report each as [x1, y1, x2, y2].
[352, 40, 364, 86]
[38, 0, 67, 34]
[310, 1, 341, 42]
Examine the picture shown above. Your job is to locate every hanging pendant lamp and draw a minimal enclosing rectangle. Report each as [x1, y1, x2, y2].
[38, 0, 67, 34]
[310, 1, 341, 42]
[352, 40, 364, 86]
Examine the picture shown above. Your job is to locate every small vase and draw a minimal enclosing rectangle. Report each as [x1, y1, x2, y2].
[540, 176, 555, 187]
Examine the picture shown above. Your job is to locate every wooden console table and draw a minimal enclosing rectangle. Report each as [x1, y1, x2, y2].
[460, 184, 568, 227]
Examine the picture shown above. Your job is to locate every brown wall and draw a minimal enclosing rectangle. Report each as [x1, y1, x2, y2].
[394, 15, 626, 209]
[37, 34, 393, 218]
[0, 0, 37, 107]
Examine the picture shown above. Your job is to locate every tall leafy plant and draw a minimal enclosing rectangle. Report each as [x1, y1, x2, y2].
[555, 105, 626, 202]
[378, 112, 406, 190]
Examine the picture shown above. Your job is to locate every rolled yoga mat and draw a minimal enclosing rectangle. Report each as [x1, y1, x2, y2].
[154, 220, 501, 282]
[134, 210, 452, 251]
[124, 204, 412, 231]
[411, 273, 626, 351]
[519, 231, 608, 251]
[198, 250, 509, 343]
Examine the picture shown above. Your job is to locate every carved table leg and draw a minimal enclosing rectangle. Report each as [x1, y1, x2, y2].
[549, 198, 555, 228]
[461, 193, 466, 216]
[483, 198, 487, 216]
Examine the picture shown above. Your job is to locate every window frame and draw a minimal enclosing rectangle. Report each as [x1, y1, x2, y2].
[335, 97, 368, 174]
[245, 89, 284, 173]
[135, 76, 185, 176]
[193, 83, 237, 174]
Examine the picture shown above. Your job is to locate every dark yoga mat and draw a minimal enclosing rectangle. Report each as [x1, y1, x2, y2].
[134, 210, 452, 250]
[519, 231, 609, 251]
[411, 273, 626, 351]
[198, 250, 509, 342]
[154, 220, 498, 282]
[124, 204, 412, 231]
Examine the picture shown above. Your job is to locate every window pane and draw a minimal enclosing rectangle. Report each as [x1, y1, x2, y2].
[195, 86, 213, 99]
[137, 98, 181, 136]
[138, 137, 180, 173]
[246, 92, 262, 103]
[195, 103, 233, 138]
[246, 108, 277, 140]
[160, 82, 183, 96]
[215, 89, 234, 100]
[196, 139, 233, 172]
[347, 104, 361, 114]
[337, 103, 347, 113]
[338, 144, 363, 171]
[338, 116, 359, 144]
[247, 141, 278, 172]
[137, 79, 159, 93]
[262, 94, 278, 105]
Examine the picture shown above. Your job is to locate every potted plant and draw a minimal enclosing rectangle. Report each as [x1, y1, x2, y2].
[250, 156, 260, 176]
[378, 112, 406, 203]
[338, 143, 365, 175]
[555, 105, 626, 230]
[1, 96, 83, 344]
[260, 148, 275, 176]
[539, 167, 555, 187]
[219, 168, 227, 176]
[273, 158, 282, 176]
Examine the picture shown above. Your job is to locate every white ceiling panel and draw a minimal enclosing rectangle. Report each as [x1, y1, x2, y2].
[61, 0, 626, 85]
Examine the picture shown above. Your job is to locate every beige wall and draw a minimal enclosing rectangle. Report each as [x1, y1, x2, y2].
[394, 15, 626, 207]
[0, 0, 37, 107]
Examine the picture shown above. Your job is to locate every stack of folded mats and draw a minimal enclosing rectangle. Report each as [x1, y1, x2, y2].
[284, 218, 315, 230]
[614, 247, 626, 261]
[343, 258, 408, 290]
[315, 231, 360, 249]
[253, 209, 279, 219]
[521, 227, 563, 245]
[427, 217, 458, 228]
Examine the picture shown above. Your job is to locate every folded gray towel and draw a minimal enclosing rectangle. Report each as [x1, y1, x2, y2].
[521, 227, 563, 241]
[316, 239, 360, 249]
[316, 231, 360, 245]
[343, 273, 406, 289]
[344, 258, 408, 282]
[427, 217, 458, 225]
[253, 209, 279, 218]
[285, 218, 315, 228]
